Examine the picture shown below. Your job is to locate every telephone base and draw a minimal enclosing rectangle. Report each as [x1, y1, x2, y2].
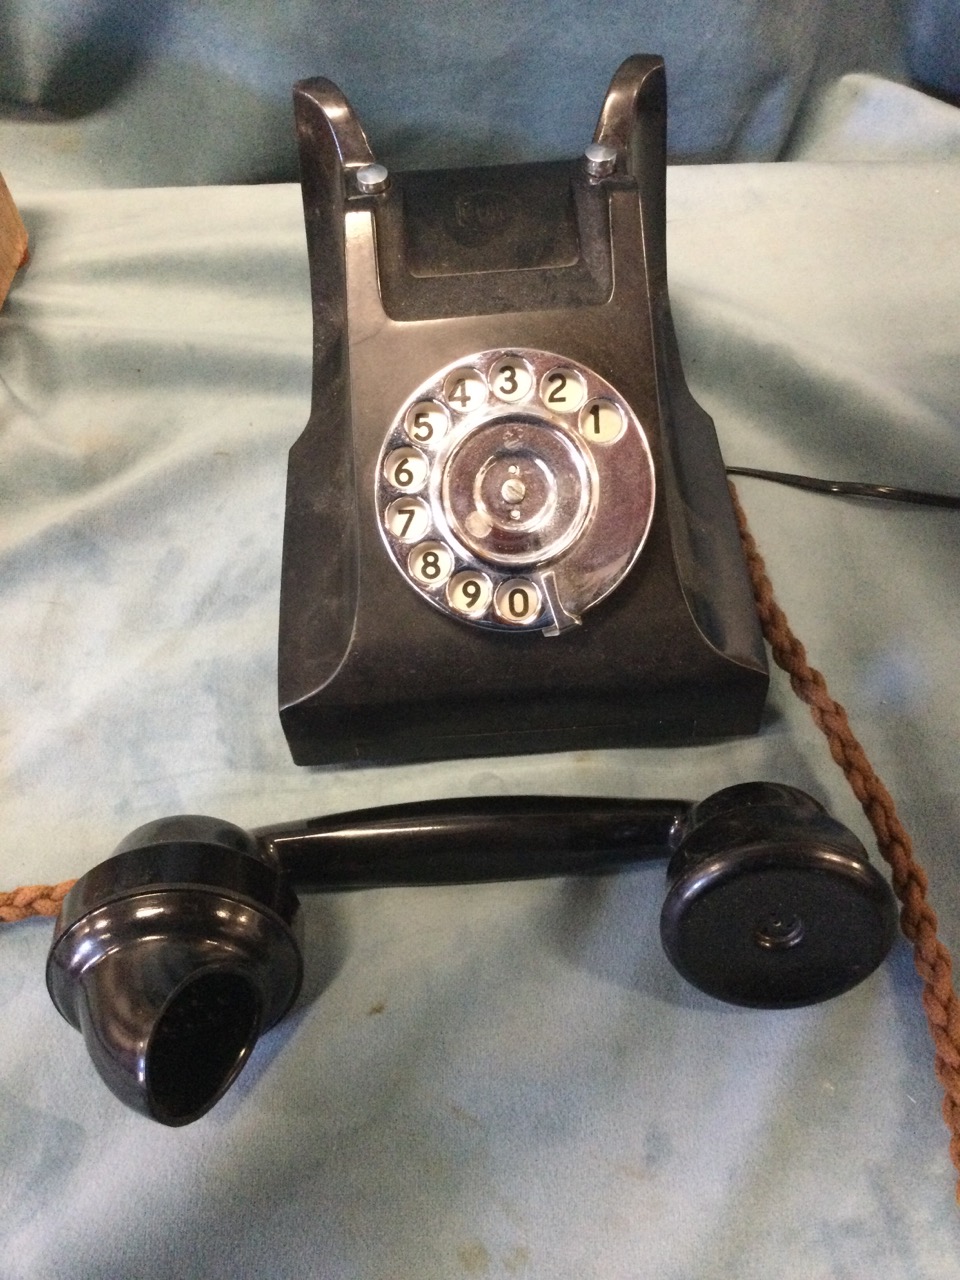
[279, 56, 768, 768]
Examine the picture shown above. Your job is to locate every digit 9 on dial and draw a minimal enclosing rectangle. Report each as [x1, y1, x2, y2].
[375, 348, 655, 635]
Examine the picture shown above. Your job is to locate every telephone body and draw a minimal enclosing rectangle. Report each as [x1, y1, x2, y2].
[279, 55, 768, 767]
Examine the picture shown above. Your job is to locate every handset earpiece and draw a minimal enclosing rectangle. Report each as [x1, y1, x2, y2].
[46, 786, 897, 1124]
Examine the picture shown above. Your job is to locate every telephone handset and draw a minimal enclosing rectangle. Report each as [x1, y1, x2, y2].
[278, 55, 768, 766]
[46, 784, 897, 1125]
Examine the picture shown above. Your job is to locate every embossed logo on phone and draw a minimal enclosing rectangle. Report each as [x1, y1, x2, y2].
[447, 189, 518, 246]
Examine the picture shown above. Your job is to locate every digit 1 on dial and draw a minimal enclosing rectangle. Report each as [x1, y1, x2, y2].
[579, 398, 624, 443]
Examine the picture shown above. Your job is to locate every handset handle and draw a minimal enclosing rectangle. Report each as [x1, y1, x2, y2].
[255, 795, 690, 891]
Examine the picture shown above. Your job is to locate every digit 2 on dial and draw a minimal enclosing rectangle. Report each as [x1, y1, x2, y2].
[376, 348, 655, 635]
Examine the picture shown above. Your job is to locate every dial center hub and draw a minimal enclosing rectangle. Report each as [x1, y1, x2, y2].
[442, 418, 592, 566]
[476, 450, 553, 533]
[500, 476, 526, 504]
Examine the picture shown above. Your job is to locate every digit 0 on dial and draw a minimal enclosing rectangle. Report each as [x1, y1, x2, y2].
[375, 348, 655, 634]
[494, 578, 542, 625]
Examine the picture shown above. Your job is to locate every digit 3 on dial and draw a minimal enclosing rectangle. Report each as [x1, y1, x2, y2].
[376, 349, 656, 635]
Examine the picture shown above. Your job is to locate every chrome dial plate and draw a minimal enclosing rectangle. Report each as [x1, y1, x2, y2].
[375, 348, 655, 635]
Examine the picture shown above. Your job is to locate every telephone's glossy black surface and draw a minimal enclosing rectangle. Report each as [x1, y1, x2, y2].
[278, 55, 768, 767]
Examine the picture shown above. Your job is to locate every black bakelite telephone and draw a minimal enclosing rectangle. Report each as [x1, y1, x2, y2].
[43, 56, 898, 1126]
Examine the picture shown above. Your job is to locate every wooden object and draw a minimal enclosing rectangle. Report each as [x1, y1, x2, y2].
[0, 173, 29, 307]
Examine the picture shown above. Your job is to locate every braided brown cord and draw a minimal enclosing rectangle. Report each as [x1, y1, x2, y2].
[0, 880, 75, 923]
[730, 482, 960, 1198]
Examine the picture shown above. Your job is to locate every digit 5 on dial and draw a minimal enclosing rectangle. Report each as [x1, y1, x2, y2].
[279, 56, 768, 766]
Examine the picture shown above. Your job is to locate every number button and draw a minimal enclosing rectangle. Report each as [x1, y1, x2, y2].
[489, 357, 533, 404]
[443, 368, 487, 413]
[384, 497, 430, 542]
[493, 578, 542, 625]
[447, 571, 493, 618]
[385, 447, 428, 493]
[408, 541, 454, 587]
[579, 398, 624, 444]
[539, 367, 586, 412]
[405, 400, 449, 445]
